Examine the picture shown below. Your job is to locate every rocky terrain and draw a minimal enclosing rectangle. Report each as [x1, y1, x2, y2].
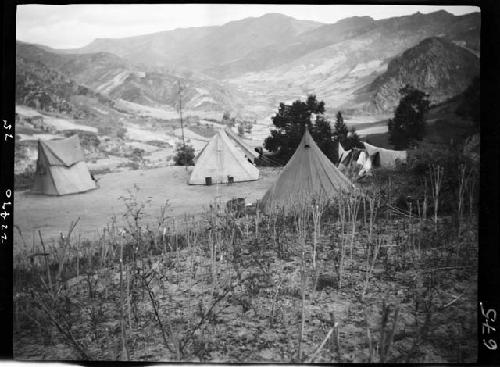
[226, 11, 479, 116]
[360, 37, 479, 112]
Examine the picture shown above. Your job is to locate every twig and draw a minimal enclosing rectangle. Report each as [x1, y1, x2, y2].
[119, 236, 129, 361]
[367, 327, 373, 363]
[440, 293, 464, 310]
[384, 306, 399, 361]
[307, 327, 335, 362]
[38, 230, 52, 291]
[57, 217, 80, 282]
[269, 276, 284, 327]
[143, 275, 175, 354]
[180, 285, 231, 352]
[32, 292, 90, 360]
[420, 265, 474, 273]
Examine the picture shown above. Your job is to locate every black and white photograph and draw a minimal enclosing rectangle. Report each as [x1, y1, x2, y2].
[6, 2, 491, 363]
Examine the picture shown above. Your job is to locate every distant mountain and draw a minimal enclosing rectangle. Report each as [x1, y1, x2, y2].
[56, 11, 479, 82]
[18, 10, 480, 119]
[225, 10, 480, 115]
[61, 13, 322, 75]
[16, 42, 243, 114]
[362, 37, 479, 112]
[206, 16, 375, 78]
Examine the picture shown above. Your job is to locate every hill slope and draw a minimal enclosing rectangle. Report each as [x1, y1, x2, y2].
[225, 10, 479, 115]
[16, 47, 113, 119]
[361, 37, 479, 112]
[16, 42, 244, 115]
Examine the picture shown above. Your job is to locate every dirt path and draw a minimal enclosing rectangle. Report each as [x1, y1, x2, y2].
[14, 166, 281, 252]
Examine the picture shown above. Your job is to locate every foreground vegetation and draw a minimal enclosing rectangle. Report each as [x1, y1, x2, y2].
[13, 158, 478, 362]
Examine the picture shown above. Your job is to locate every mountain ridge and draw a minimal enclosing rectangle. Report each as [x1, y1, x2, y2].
[362, 36, 479, 112]
[16, 10, 480, 119]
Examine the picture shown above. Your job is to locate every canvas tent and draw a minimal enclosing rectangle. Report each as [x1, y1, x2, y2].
[363, 142, 407, 168]
[189, 129, 259, 185]
[337, 144, 373, 178]
[338, 140, 349, 164]
[356, 150, 372, 176]
[224, 128, 260, 164]
[32, 135, 96, 195]
[260, 129, 354, 213]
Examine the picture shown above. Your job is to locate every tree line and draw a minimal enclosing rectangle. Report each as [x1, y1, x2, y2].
[263, 95, 363, 164]
[175, 79, 479, 166]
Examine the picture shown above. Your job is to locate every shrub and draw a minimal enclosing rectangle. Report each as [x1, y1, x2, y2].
[116, 127, 127, 140]
[173, 143, 195, 166]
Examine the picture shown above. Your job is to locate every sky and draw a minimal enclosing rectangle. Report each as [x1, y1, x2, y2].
[16, 4, 480, 49]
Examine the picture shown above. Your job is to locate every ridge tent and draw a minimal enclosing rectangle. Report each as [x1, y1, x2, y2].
[260, 129, 354, 213]
[32, 135, 96, 195]
[188, 129, 259, 185]
[363, 141, 407, 168]
[337, 144, 374, 178]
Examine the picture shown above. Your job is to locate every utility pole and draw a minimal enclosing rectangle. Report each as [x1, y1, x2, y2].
[178, 80, 188, 172]
[178, 79, 186, 150]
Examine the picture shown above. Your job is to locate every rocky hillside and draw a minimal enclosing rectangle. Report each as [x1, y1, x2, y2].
[206, 16, 376, 78]
[225, 10, 480, 115]
[16, 50, 112, 119]
[16, 42, 243, 114]
[362, 37, 479, 112]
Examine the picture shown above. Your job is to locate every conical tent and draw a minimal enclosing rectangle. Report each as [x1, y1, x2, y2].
[32, 135, 96, 196]
[188, 129, 259, 185]
[260, 129, 354, 213]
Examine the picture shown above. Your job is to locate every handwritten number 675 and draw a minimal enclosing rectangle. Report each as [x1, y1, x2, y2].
[480, 302, 498, 350]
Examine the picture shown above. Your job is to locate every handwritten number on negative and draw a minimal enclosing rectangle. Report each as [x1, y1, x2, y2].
[1, 190, 13, 244]
[3, 120, 13, 141]
[480, 302, 497, 322]
[481, 302, 498, 350]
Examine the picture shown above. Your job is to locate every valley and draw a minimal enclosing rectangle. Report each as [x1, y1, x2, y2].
[14, 8, 481, 219]
[12, 6, 482, 363]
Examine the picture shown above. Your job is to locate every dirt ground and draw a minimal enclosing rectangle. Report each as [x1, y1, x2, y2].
[13, 166, 281, 252]
[13, 215, 478, 362]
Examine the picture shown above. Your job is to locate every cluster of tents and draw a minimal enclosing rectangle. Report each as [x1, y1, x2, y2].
[31, 127, 406, 213]
[337, 140, 408, 178]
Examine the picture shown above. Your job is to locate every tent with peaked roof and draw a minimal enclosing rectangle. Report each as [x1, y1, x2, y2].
[189, 129, 259, 185]
[224, 127, 260, 164]
[260, 129, 354, 213]
[32, 135, 96, 195]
